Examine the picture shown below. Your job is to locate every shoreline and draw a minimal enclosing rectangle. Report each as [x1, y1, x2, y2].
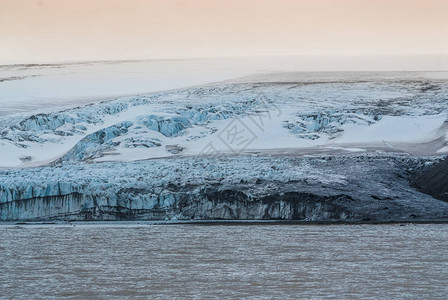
[2, 219, 448, 226]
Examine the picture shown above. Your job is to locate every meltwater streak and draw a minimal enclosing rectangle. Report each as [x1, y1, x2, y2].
[1, 224, 447, 299]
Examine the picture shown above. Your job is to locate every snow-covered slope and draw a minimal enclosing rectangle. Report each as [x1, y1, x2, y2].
[1, 77, 448, 168]
[0, 59, 258, 117]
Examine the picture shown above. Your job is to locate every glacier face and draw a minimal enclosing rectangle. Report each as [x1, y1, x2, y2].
[1, 154, 448, 221]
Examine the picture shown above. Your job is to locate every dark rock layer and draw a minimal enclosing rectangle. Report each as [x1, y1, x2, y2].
[411, 157, 448, 202]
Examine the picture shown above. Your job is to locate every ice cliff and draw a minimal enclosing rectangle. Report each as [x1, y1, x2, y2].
[1, 155, 448, 221]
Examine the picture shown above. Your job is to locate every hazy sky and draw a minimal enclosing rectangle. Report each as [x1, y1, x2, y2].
[1, 0, 448, 64]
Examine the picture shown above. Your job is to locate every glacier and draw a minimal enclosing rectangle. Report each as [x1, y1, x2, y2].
[1, 72, 448, 221]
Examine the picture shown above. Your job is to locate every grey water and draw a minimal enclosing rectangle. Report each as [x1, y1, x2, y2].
[1, 223, 447, 299]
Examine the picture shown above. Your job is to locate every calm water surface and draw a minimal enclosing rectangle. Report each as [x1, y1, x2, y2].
[1, 223, 447, 299]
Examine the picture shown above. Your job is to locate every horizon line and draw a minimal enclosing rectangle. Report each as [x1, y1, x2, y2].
[2, 54, 448, 67]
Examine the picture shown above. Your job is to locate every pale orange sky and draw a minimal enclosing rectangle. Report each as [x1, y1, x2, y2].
[1, 0, 448, 64]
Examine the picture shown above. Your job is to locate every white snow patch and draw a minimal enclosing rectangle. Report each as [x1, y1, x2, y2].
[335, 115, 447, 144]
[437, 146, 448, 153]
